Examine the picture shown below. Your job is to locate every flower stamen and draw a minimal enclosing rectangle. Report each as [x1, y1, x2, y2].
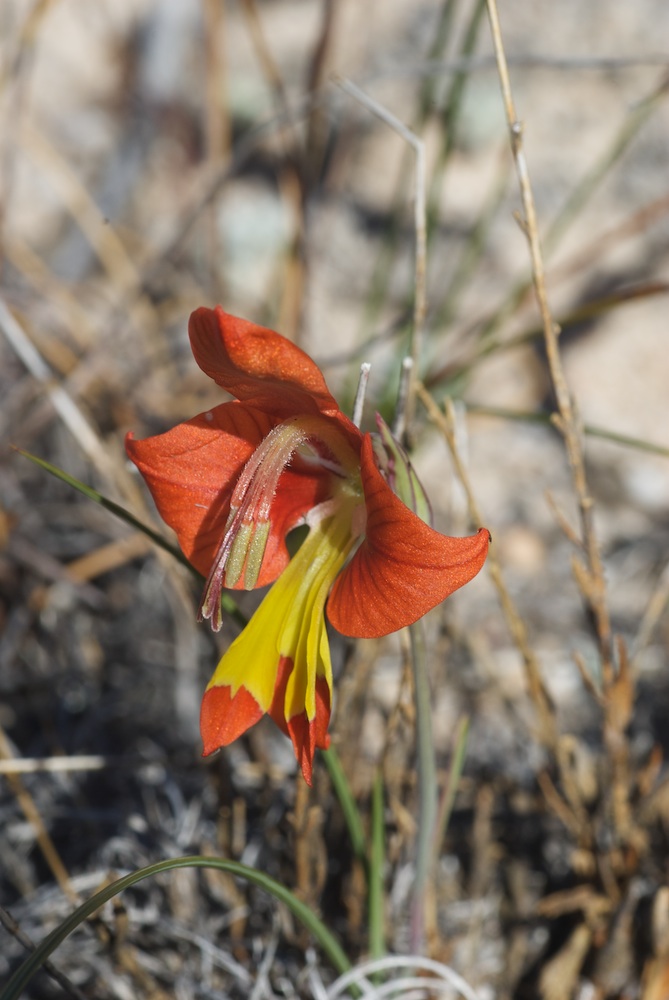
[199, 415, 359, 630]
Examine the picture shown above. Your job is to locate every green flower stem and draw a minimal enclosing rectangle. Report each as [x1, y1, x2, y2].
[408, 620, 437, 953]
[322, 746, 367, 864]
[369, 769, 386, 964]
[0, 856, 351, 1000]
[432, 716, 470, 864]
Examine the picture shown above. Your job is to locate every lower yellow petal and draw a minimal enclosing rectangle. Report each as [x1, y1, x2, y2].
[205, 511, 355, 723]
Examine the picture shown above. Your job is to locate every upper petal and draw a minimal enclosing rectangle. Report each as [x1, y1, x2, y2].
[327, 434, 490, 638]
[126, 401, 328, 585]
[190, 307, 343, 422]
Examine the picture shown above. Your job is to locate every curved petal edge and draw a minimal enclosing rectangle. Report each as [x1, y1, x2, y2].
[327, 434, 490, 638]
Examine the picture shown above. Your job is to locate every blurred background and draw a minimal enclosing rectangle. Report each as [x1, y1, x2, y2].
[2, 1, 669, 997]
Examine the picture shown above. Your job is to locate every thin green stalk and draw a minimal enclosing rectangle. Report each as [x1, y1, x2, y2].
[464, 404, 669, 458]
[359, 0, 481, 344]
[433, 154, 510, 331]
[432, 716, 470, 863]
[427, 277, 669, 395]
[0, 856, 351, 1000]
[418, 0, 458, 121]
[322, 746, 367, 864]
[16, 449, 189, 569]
[425, 0, 487, 232]
[408, 621, 437, 953]
[474, 75, 668, 346]
[369, 769, 386, 963]
[16, 448, 247, 627]
[543, 76, 668, 255]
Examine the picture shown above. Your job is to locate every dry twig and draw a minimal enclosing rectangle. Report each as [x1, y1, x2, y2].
[415, 382, 557, 750]
[485, 0, 613, 679]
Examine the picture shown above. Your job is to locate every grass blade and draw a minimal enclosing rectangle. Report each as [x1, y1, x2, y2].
[322, 746, 368, 864]
[0, 855, 351, 1000]
[15, 449, 247, 626]
[369, 769, 386, 964]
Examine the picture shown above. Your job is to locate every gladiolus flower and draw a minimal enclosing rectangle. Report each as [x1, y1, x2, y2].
[126, 307, 489, 783]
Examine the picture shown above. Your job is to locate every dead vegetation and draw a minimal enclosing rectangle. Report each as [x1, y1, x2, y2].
[2, 1, 669, 997]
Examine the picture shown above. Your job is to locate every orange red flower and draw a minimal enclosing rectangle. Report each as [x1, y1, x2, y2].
[127, 307, 489, 783]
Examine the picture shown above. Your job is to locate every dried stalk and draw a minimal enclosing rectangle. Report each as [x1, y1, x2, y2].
[0, 903, 88, 1000]
[0, 725, 78, 904]
[415, 383, 558, 751]
[485, 0, 613, 680]
[335, 76, 426, 437]
[486, 0, 639, 880]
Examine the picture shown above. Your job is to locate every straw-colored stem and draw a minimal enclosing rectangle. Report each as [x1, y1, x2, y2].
[485, 0, 613, 679]
[408, 620, 437, 953]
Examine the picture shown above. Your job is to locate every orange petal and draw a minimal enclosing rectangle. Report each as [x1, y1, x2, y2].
[201, 515, 347, 781]
[269, 662, 331, 784]
[190, 308, 337, 418]
[126, 402, 327, 585]
[200, 684, 263, 755]
[266, 657, 294, 739]
[189, 307, 362, 454]
[327, 434, 490, 638]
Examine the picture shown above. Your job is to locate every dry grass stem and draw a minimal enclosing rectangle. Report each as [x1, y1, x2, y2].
[633, 558, 669, 659]
[415, 381, 557, 749]
[0, 726, 78, 904]
[479, 6, 666, 984]
[335, 76, 426, 434]
[485, 0, 613, 679]
[0, 297, 117, 481]
[2, 2, 667, 994]
[0, 755, 108, 776]
[0, 903, 88, 1000]
[19, 123, 162, 344]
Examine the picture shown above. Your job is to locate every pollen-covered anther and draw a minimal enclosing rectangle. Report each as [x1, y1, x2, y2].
[244, 519, 271, 588]
[223, 521, 253, 588]
[222, 518, 272, 589]
[198, 415, 355, 629]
